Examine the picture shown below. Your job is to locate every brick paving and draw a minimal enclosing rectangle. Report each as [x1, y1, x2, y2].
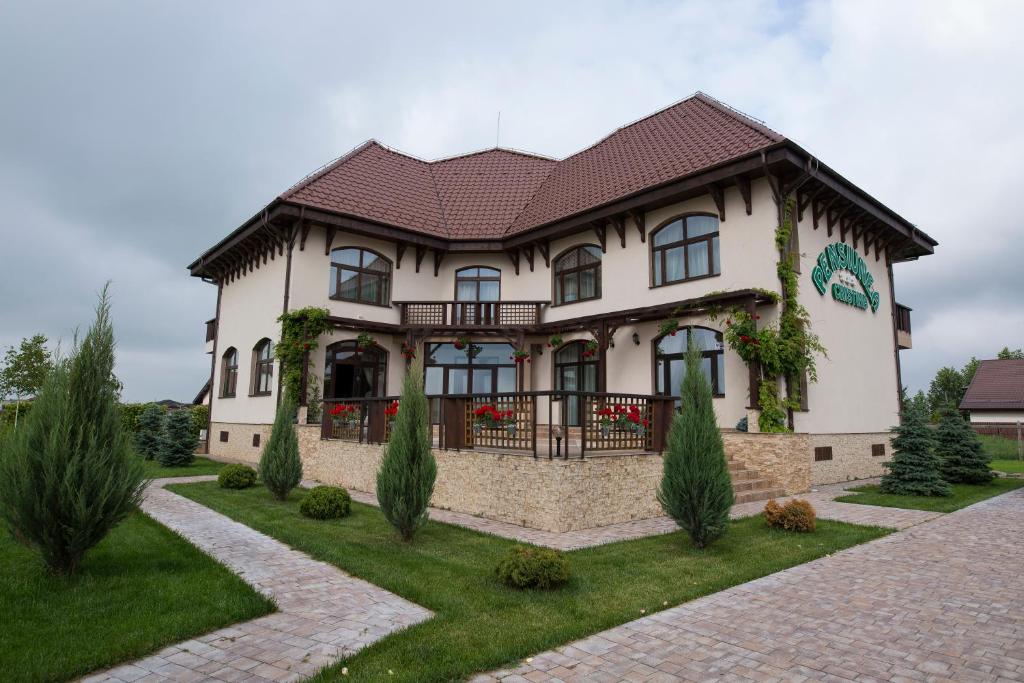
[471, 487, 1024, 682]
[343, 480, 938, 551]
[81, 477, 431, 683]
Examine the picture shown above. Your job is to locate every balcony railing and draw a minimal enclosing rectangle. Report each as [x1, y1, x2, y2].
[321, 392, 676, 458]
[205, 318, 217, 343]
[394, 301, 548, 328]
[895, 303, 912, 334]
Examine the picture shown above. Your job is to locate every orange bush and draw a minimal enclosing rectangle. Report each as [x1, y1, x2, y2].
[763, 498, 816, 532]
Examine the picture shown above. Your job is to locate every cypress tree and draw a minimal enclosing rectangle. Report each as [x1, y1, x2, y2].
[135, 403, 165, 460]
[376, 358, 436, 542]
[157, 409, 197, 467]
[936, 408, 993, 484]
[880, 404, 951, 496]
[0, 286, 145, 575]
[259, 394, 303, 501]
[657, 338, 734, 549]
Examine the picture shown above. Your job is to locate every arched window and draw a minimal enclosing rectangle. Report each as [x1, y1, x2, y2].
[220, 347, 238, 398]
[251, 339, 274, 396]
[554, 341, 599, 425]
[651, 214, 720, 286]
[329, 247, 392, 306]
[654, 327, 724, 398]
[323, 340, 387, 399]
[553, 245, 601, 305]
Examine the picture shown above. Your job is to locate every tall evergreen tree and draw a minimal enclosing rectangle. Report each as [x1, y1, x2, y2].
[935, 408, 993, 484]
[135, 403, 165, 460]
[259, 394, 302, 500]
[376, 359, 436, 542]
[0, 286, 145, 575]
[880, 404, 951, 496]
[157, 409, 197, 467]
[657, 338, 734, 549]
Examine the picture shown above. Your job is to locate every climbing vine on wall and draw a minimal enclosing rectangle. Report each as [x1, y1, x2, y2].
[712, 197, 826, 432]
[276, 307, 332, 402]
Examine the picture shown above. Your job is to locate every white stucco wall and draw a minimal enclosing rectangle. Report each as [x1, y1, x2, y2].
[792, 207, 901, 434]
[968, 410, 1024, 424]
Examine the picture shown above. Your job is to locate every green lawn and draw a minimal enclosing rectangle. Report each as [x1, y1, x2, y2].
[980, 434, 1022, 462]
[991, 459, 1024, 474]
[0, 511, 274, 682]
[141, 455, 226, 479]
[835, 477, 1024, 513]
[170, 481, 888, 683]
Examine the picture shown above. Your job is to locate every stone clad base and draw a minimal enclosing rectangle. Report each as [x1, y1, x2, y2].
[207, 422, 890, 532]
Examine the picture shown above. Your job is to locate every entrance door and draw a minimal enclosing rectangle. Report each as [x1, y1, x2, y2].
[554, 342, 598, 426]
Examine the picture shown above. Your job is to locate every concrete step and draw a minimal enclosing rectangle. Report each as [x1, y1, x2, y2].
[733, 488, 787, 505]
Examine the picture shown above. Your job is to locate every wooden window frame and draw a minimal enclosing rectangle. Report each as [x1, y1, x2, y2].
[251, 338, 274, 397]
[814, 446, 833, 462]
[871, 443, 886, 457]
[329, 247, 392, 307]
[220, 347, 238, 398]
[650, 213, 721, 288]
[652, 326, 725, 398]
[551, 245, 602, 307]
[323, 340, 388, 400]
[454, 266, 501, 301]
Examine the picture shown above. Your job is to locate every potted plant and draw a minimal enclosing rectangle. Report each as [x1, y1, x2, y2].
[594, 403, 649, 438]
[384, 400, 399, 429]
[329, 403, 360, 430]
[356, 333, 375, 351]
[511, 348, 531, 364]
[472, 405, 517, 436]
[581, 339, 599, 358]
[547, 334, 564, 349]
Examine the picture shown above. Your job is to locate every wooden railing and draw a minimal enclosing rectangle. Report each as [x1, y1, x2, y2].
[321, 392, 675, 457]
[205, 318, 217, 342]
[394, 301, 547, 328]
[895, 303, 912, 334]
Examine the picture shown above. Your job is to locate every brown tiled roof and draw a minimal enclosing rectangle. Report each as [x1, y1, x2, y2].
[277, 93, 782, 240]
[960, 359, 1024, 411]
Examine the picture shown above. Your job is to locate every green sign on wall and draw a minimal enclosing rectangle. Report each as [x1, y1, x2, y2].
[811, 242, 880, 313]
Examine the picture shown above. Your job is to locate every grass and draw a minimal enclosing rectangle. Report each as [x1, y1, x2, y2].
[140, 455, 226, 479]
[170, 481, 888, 683]
[0, 511, 274, 682]
[991, 459, 1024, 474]
[980, 434, 1022, 461]
[835, 477, 1024, 513]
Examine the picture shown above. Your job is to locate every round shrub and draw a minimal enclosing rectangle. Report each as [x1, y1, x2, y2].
[764, 498, 816, 532]
[299, 486, 351, 520]
[218, 464, 257, 490]
[495, 546, 570, 590]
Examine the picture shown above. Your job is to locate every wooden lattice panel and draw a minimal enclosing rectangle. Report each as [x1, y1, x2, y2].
[465, 395, 534, 451]
[583, 395, 653, 451]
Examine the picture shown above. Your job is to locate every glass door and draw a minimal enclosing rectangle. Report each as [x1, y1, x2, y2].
[455, 266, 500, 324]
[554, 342, 598, 426]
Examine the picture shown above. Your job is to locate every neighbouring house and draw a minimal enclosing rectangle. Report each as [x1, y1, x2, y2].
[188, 93, 935, 532]
[960, 359, 1024, 438]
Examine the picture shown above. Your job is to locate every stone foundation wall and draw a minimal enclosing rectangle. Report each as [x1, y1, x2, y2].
[809, 432, 893, 485]
[208, 422, 272, 464]
[721, 432, 810, 495]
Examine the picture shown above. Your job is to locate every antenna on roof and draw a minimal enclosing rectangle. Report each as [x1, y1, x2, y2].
[496, 111, 501, 148]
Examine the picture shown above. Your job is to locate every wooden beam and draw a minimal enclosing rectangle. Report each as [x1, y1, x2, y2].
[612, 216, 626, 249]
[395, 242, 406, 269]
[298, 222, 311, 251]
[628, 210, 646, 243]
[433, 249, 445, 277]
[708, 184, 726, 222]
[323, 227, 337, 255]
[536, 240, 550, 268]
[592, 221, 607, 253]
[523, 244, 535, 272]
[414, 245, 426, 273]
[506, 248, 520, 275]
[874, 233, 892, 261]
[734, 175, 752, 215]
[851, 222, 860, 249]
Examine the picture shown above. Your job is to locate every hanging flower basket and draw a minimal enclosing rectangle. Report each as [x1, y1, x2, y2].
[453, 335, 471, 351]
[658, 319, 680, 338]
[400, 342, 416, 360]
[581, 339, 599, 358]
[547, 334, 564, 349]
[511, 349, 531, 364]
[356, 333, 375, 351]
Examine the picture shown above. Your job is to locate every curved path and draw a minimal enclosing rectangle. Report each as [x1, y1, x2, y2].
[82, 477, 431, 683]
[473, 488, 1024, 682]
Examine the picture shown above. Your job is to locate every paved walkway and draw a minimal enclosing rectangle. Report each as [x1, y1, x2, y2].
[82, 477, 431, 683]
[472, 487, 1024, 682]
[343, 481, 939, 551]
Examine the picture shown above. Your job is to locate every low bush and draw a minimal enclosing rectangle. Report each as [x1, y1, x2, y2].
[764, 498, 816, 532]
[218, 464, 257, 490]
[495, 546, 570, 590]
[299, 485, 352, 520]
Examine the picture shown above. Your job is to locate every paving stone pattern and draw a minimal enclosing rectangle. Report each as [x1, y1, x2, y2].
[81, 477, 431, 683]
[345, 480, 939, 551]
[472, 487, 1024, 682]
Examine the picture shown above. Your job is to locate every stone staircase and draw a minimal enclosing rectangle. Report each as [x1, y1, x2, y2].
[728, 457, 787, 504]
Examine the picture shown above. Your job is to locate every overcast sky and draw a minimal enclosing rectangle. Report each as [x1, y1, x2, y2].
[1, 0, 1021, 402]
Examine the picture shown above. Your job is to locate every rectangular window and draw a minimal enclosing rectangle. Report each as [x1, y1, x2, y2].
[814, 446, 833, 462]
[872, 443, 886, 457]
[651, 215, 721, 287]
[219, 430, 229, 443]
[252, 433, 261, 448]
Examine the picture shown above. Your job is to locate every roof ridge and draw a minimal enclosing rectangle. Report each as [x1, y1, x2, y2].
[425, 163, 452, 238]
[691, 92, 785, 143]
[279, 140, 379, 200]
[502, 161, 558, 237]
[430, 146, 557, 164]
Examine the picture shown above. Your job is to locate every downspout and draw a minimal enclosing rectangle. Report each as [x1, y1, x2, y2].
[277, 214, 297, 408]
[204, 273, 223, 455]
[887, 256, 904, 419]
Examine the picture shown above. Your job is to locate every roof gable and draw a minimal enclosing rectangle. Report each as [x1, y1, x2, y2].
[961, 359, 1024, 411]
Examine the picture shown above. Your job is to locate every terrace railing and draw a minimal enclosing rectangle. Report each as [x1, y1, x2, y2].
[321, 392, 675, 458]
[394, 300, 547, 328]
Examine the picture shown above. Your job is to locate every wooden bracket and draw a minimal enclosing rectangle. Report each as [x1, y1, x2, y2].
[537, 240, 550, 268]
[506, 248, 520, 275]
[734, 175, 752, 215]
[592, 221, 607, 253]
[323, 227, 337, 256]
[433, 249, 445, 277]
[298, 222, 311, 251]
[629, 209, 646, 242]
[708, 184, 726, 222]
[523, 244, 535, 272]
[414, 245, 426, 273]
[395, 242, 406, 269]
[612, 216, 626, 248]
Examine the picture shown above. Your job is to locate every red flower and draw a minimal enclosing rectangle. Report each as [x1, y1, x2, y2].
[754, 314, 761, 320]
[596, 407, 614, 417]
[642, 418, 650, 427]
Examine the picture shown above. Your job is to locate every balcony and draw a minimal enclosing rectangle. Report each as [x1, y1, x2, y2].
[320, 391, 676, 458]
[204, 318, 216, 353]
[394, 300, 548, 329]
[895, 303, 912, 350]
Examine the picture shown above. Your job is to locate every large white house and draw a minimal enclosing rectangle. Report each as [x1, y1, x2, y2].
[188, 93, 934, 532]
